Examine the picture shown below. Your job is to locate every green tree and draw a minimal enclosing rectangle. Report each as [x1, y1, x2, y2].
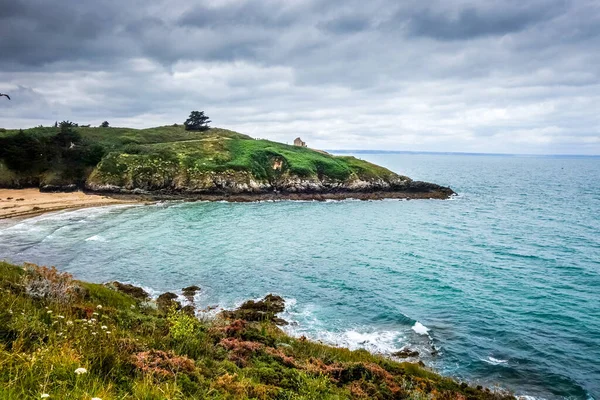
[184, 111, 211, 131]
[100, 121, 110, 128]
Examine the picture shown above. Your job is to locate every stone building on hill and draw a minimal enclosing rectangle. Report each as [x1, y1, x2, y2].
[294, 137, 306, 147]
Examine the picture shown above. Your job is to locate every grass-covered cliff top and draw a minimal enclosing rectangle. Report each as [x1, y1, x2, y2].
[0, 261, 511, 399]
[0, 125, 403, 190]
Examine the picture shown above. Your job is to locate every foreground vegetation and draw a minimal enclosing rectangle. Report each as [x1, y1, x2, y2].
[0, 261, 511, 399]
[0, 125, 405, 192]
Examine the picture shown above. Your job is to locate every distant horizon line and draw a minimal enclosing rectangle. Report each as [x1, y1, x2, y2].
[326, 149, 600, 158]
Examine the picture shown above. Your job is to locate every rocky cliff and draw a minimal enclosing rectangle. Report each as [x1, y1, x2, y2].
[1, 126, 454, 200]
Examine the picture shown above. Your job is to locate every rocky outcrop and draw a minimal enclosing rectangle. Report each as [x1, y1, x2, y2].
[86, 169, 454, 200]
[392, 348, 419, 358]
[182, 285, 201, 303]
[107, 282, 150, 300]
[157, 292, 181, 313]
[221, 294, 288, 325]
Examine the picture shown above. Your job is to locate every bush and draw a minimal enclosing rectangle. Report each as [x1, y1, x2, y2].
[22, 263, 80, 304]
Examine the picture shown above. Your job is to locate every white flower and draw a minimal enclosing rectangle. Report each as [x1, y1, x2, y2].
[92, 332, 97, 336]
[96, 305, 103, 309]
[91, 397, 102, 400]
[66, 321, 73, 326]
[74, 367, 87, 375]
[46, 310, 52, 314]
[101, 325, 107, 330]
[41, 394, 50, 398]
[92, 312, 99, 316]
[105, 331, 111, 334]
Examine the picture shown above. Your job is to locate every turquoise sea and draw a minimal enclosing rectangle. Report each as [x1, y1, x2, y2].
[1, 154, 599, 399]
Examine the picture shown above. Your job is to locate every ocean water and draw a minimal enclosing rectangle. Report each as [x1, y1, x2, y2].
[1, 154, 599, 400]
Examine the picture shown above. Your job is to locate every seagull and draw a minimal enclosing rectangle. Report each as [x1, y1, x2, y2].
[0, 93, 10, 100]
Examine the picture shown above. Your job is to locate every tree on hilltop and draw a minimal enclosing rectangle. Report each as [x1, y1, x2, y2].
[184, 111, 211, 131]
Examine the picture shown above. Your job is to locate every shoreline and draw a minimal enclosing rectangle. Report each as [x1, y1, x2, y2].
[0, 188, 453, 220]
[0, 260, 515, 399]
[0, 189, 140, 220]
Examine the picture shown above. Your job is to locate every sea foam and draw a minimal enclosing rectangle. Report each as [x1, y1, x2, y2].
[412, 321, 430, 335]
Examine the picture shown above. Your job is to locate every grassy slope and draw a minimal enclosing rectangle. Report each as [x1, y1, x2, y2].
[0, 126, 403, 189]
[0, 261, 512, 400]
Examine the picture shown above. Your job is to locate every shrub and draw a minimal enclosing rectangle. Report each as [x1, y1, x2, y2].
[132, 350, 195, 378]
[22, 263, 80, 303]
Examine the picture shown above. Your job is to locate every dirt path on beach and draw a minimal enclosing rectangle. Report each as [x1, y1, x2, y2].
[0, 189, 137, 220]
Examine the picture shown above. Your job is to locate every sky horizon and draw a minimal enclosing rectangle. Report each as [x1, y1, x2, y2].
[1, 0, 599, 155]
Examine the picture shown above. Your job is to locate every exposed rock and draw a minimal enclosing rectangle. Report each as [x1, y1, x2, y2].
[107, 282, 149, 300]
[157, 292, 181, 313]
[272, 317, 289, 326]
[40, 184, 78, 193]
[182, 285, 200, 302]
[181, 305, 196, 316]
[392, 348, 419, 358]
[221, 294, 287, 324]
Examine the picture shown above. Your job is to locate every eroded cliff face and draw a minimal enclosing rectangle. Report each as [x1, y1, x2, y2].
[85, 165, 453, 198]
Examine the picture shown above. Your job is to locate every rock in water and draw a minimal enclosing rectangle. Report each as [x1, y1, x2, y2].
[157, 292, 181, 313]
[221, 294, 287, 325]
[107, 282, 149, 300]
[182, 285, 201, 303]
[392, 348, 420, 358]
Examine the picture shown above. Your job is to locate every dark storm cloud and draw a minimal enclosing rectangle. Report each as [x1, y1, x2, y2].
[1, 0, 599, 154]
[177, 1, 297, 28]
[318, 15, 371, 34]
[403, 2, 565, 40]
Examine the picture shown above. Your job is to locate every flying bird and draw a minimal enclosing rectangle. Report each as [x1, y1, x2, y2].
[0, 93, 10, 100]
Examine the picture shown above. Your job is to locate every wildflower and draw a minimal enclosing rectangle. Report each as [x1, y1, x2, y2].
[105, 331, 111, 334]
[74, 367, 87, 375]
[92, 312, 99, 316]
[101, 325, 107, 330]
[92, 332, 97, 336]
[66, 320, 73, 325]
[90, 318, 96, 322]
[96, 305, 103, 309]
[58, 315, 65, 319]
[91, 398, 102, 400]
[46, 310, 52, 314]
[41, 394, 50, 398]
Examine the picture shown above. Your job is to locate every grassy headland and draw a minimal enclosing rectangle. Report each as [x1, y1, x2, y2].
[0, 125, 453, 200]
[0, 261, 511, 399]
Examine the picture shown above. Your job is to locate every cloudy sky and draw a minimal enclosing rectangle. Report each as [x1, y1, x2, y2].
[1, 0, 599, 154]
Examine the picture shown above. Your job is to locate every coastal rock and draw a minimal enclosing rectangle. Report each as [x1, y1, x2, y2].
[39, 184, 78, 193]
[181, 305, 196, 316]
[157, 292, 181, 313]
[221, 294, 287, 324]
[107, 282, 149, 300]
[182, 285, 200, 303]
[392, 348, 420, 358]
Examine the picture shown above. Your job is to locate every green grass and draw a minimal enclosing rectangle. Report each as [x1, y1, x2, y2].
[0, 125, 407, 190]
[0, 261, 513, 399]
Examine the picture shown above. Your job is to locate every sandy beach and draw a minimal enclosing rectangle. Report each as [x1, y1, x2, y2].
[0, 189, 137, 220]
